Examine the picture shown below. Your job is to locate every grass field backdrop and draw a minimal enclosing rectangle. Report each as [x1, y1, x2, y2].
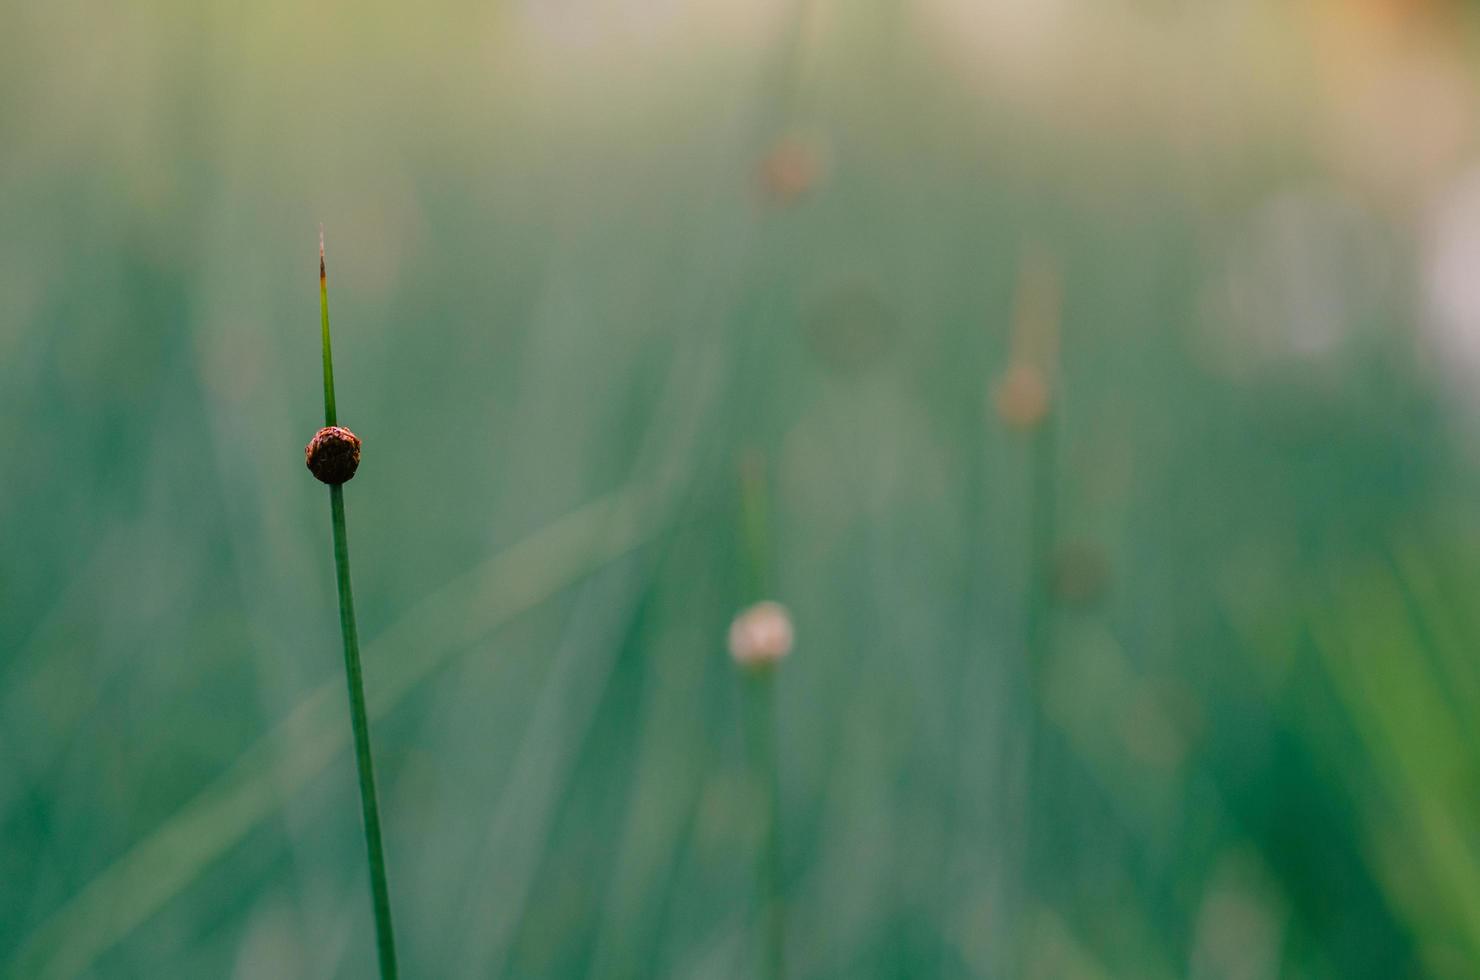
[6, 2, 1480, 977]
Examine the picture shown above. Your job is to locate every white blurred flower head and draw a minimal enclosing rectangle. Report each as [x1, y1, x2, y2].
[1199, 185, 1390, 376]
[1423, 166, 1480, 389]
[728, 601, 794, 668]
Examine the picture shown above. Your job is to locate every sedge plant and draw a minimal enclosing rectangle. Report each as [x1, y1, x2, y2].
[993, 247, 1062, 972]
[727, 450, 792, 980]
[306, 230, 400, 979]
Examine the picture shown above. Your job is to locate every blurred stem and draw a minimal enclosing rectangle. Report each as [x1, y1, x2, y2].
[1026, 415, 1057, 689]
[762, 0, 815, 133]
[321, 236, 399, 980]
[934, 365, 992, 975]
[1018, 406, 1058, 974]
[738, 451, 785, 979]
[739, 449, 773, 600]
[745, 667, 786, 980]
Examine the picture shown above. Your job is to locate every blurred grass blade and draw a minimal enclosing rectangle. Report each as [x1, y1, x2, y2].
[7, 481, 670, 980]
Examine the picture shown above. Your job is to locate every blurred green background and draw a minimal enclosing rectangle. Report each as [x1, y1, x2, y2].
[8, 0, 1480, 976]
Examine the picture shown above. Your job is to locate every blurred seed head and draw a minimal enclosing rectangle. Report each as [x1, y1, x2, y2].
[993, 362, 1051, 431]
[1119, 682, 1191, 773]
[757, 133, 828, 205]
[738, 445, 768, 494]
[993, 247, 1061, 431]
[1189, 851, 1286, 980]
[1049, 542, 1111, 605]
[728, 600, 794, 668]
[1120, 676, 1203, 774]
[305, 425, 361, 485]
[805, 284, 895, 374]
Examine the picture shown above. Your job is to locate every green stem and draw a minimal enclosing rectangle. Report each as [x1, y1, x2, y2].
[321, 235, 398, 979]
[739, 450, 773, 600]
[1026, 414, 1057, 688]
[1017, 408, 1057, 976]
[320, 233, 337, 426]
[745, 669, 786, 980]
[736, 452, 785, 979]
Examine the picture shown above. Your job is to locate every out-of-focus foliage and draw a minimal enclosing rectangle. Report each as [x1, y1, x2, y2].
[6, 0, 1480, 976]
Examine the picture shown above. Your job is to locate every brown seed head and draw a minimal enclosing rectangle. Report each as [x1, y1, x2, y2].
[991, 246, 1061, 432]
[992, 362, 1051, 431]
[758, 135, 827, 205]
[1050, 542, 1111, 605]
[306, 425, 361, 484]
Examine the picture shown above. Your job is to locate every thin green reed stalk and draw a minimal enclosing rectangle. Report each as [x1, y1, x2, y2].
[1016, 254, 1061, 978]
[739, 451, 773, 602]
[746, 668, 786, 980]
[1024, 417, 1057, 692]
[738, 451, 786, 980]
[998, 247, 1062, 695]
[317, 232, 400, 980]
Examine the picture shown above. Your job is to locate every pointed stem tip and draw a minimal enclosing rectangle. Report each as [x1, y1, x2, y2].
[319, 227, 337, 426]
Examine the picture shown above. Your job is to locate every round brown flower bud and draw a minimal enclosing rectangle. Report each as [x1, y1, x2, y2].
[305, 425, 361, 484]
